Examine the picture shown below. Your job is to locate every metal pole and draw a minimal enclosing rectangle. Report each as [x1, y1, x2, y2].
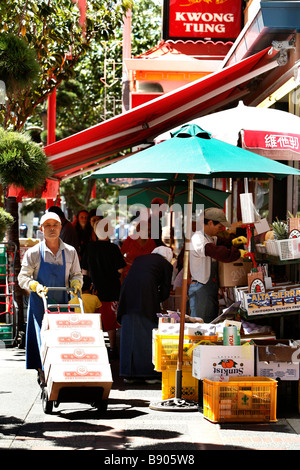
[175, 177, 194, 398]
[122, 10, 131, 113]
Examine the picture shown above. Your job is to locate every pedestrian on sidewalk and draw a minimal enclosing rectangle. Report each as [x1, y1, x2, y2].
[18, 212, 83, 386]
[47, 205, 80, 254]
[81, 218, 126, 359]
[117, 246, 173, 384]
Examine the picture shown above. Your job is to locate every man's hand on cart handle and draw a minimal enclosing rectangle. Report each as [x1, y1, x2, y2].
[70, 279, 82, 296]
[29, 281, 48, 298]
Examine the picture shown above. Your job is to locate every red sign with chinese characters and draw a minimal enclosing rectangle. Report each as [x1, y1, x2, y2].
[164, 0, 242, 40]
[243, 130, 300, 160]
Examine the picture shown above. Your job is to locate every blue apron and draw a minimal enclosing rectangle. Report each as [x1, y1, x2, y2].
[25, 242, 67, 370]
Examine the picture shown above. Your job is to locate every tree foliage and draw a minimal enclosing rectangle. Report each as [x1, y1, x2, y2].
[0, 0, 131, 130]
[0, 128, 51, 190]
[0, 32, 40, 94]
[0, 0, 162, 216]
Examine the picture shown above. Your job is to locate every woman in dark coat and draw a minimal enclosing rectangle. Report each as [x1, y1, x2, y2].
[117, 246, 173, 383]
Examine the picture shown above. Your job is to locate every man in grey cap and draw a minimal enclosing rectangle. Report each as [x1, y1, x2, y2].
[189, 208, 246, 322]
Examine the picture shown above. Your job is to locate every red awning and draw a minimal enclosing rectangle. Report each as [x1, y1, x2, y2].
[7, 179, 60, 201]
[44, 46, 279, 180]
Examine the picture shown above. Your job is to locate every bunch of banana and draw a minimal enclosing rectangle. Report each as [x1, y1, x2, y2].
[272, 218, 288, 240]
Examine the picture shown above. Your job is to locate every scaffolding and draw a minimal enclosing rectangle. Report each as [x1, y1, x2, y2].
[0, 242, 18, 347]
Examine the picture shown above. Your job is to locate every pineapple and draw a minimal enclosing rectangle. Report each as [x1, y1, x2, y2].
[272, 218, 288, 240]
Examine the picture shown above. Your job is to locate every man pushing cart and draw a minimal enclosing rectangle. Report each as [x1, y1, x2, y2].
[18, 211, 83, 385]
[18, 211, 112, 414]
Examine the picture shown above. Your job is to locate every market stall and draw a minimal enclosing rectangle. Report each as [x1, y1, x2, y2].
[87, 122, 300, 413]
[150, 191, 300, 420]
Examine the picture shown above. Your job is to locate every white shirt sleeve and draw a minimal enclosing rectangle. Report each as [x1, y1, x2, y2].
[189, 231, 216, 284]
[18, 240, 83, 292]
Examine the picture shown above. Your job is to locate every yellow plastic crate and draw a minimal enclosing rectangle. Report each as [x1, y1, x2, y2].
[154, 333, 218, 371]
[203, 377, 277, 423]
[162, 368, 199, 401]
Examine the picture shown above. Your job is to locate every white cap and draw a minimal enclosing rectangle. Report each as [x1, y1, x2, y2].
[40, 212, 62, 226]
[152, 246, 173, 263]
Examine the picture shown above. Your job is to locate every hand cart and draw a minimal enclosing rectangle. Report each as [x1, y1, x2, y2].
[40, 287, 112, 414]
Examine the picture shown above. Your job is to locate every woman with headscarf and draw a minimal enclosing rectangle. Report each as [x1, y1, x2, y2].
[120, 218, 157, 279]
[117, 246, 173, 384]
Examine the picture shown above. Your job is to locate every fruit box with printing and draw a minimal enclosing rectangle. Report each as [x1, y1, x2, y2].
[41, 313, 102, 333]
[40, 328, 106, 363]
[255, 339, 300, 381]
[43, 346, 109, 381]
[192, 344, 255, 381]
[46, 363, 113, 401]
[236, 284, 300, 316]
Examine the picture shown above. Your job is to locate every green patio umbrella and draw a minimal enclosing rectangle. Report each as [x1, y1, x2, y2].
[87, 124, 300, 410]
[118, 179, 230, 210]
[118, 178, 230, 246]
[88, 124, 300, 181]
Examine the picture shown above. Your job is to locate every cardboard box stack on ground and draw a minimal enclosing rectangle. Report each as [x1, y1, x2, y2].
[255, 339, 300, 381]
[40, 313, 112, 402]
[192, 344, 255, 381]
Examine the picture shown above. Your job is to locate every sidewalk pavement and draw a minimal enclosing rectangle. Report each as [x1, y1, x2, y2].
[1, 346, 300, 453]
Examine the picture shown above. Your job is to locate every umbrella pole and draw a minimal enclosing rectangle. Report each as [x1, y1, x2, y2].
[175, 177, 193, 397]
[150, 177, 198, 412]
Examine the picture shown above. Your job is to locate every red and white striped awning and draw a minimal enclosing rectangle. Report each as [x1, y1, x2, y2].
[44, 46, 278, 180]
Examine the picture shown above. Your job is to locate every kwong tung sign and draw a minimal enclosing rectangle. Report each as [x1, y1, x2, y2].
[163, 0, 242, 40]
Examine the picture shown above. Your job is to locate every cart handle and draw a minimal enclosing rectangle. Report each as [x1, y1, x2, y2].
[41, 286, 85, 314]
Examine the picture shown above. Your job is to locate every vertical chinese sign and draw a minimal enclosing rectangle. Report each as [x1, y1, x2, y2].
[163, 0, 242, 41]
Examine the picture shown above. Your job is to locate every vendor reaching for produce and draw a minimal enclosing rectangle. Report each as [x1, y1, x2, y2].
[189, 208, 246, 322]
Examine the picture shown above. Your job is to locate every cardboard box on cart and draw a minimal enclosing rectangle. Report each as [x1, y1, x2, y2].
[41, 313, 102, 334]
[43, 346, 109, 382]
[46, 363, 113, 401]
[40, 312, 112, 403]
[40, 327, 106, 363]
[255, 339, 300, 380]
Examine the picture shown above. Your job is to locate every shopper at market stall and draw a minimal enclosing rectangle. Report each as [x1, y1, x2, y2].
[74, 209, 93, 263]
[117, 246, 173, 384]
[18, 212, 83, 385]
[120, 217, 157, 278]
[81, 218, 126, 359]
[88, 208, 102, 241]
[148, 197, 166, 247]
[189, 208, 247, 322]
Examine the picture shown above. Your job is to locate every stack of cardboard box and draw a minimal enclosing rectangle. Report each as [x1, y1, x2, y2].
[40, 313, 112, 403]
